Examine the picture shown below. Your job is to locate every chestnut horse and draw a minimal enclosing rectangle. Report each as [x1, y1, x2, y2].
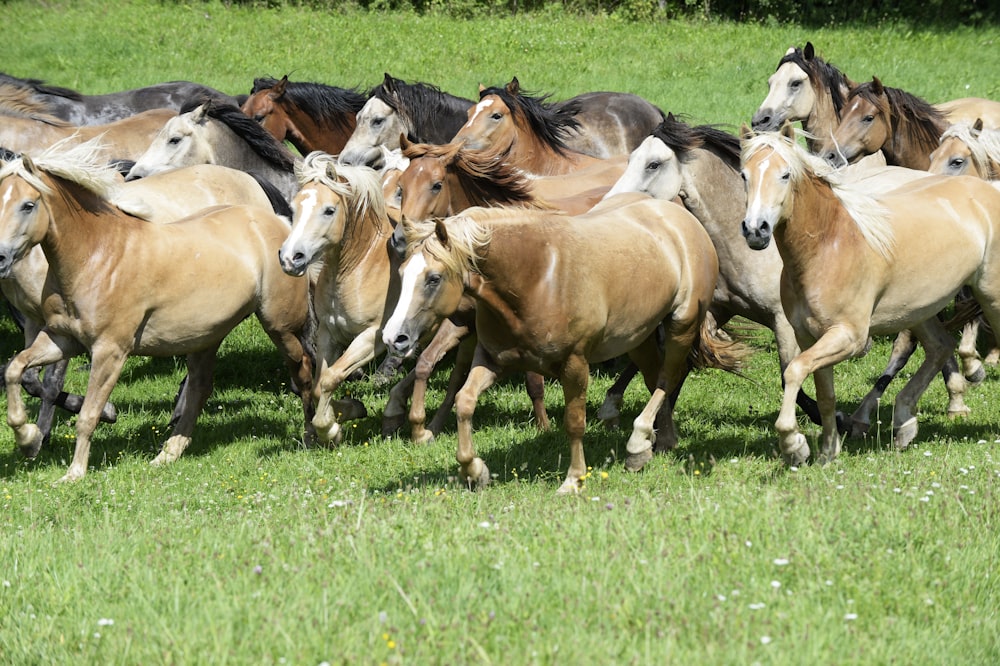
[0, 140, 315, 481]
[241, 75, 368, 156]
[0, 70, 238, 125]
[740, 124, 1000, 465]
[820, 76, 1000, 169]
[381, 197, 749, 493]
[338, 73, 475, 169]
[277, 154, 400, 444]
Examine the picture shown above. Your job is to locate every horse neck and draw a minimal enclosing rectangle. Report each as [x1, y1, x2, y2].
[38, 176, 121, 284]
[803, 84, 843, 153]
[508, 128, 599, 177]
[884, 111, 945, 169]
[327, 207, 392, 276]
[284, 105, 355, 155]
[776, 174, 868, 276]
[679, 149, 746, 258]
[463, 225, 530, 337]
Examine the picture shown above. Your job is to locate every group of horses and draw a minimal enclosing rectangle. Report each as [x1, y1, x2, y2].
[2, 43, 1000, 490]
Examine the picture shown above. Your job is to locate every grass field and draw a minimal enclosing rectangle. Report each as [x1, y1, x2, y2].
[1, 1, 999, 664]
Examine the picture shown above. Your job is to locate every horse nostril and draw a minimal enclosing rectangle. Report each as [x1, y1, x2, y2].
[392, 333, 410, 352]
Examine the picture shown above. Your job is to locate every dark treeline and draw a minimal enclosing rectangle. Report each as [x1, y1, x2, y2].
[221, 0, 997, 25]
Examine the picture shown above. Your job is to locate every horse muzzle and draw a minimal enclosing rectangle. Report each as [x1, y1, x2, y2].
[750, 109, 783, 133]
[277, 248, 310, 277]
[0, 244, 21, 279]
[741, 219, 772, 251]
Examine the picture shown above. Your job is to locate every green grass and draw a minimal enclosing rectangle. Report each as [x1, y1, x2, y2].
[2, 1, 1000, 663]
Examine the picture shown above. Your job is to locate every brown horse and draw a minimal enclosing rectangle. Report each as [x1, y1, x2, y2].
[820, 76, 1000, 169]
[0, 107, 177, 163]
[381, 196, 749, 493]
[740, 123, 1000, 465]
[277, 154, 399, 444]
[451, 78, 614, 176]
[0, 140, 314, 481]
[241, 75, 368, 156]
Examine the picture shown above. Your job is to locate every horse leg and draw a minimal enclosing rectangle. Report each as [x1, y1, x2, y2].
[60, 341, 129, 482]
[311, 328, 376, 445]
[595, 361, 639, 429]
[957, 319, 986, 385]
[401, 320, 471, 443]
[454, 346, 500, 490]
[941, 355, 970, 419]
[893, 320, 957, 450]
[813, 365, 843, 464]
[382, 369, 416, 437]
[778, 328, 864, 466]
[426, 332, 477, 437]
[771, 315, 834, 428]
[152, 347, 218, 466]
[847, 329, 917, 438]
[35, 359, 69, 447]
[525, 372, 550, 431]
[4, 331, 81, 459]
[556, 354, 590, 495]
[262, 324, 318, 446]
[624, 333, 681, 469]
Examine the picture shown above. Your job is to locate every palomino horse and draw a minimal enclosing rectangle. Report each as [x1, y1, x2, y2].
[0, 70, 238, 125]
[600, 114, 954, 437]
[1, 160, 290, 449]
[740, 123, 1000, 465]
[820, 76, 1000, 169]
[241, 75, 368, 156]
[929, 118, 1000, 179]
[126, 100, 300, 201]
[277, 154, 400, 444]
[454, 77, 663, 163]
[0, 140, 315, 481]
[0, 107, 177, 163]
[338, 73, 475, 169]
[381, 197, 749, 493]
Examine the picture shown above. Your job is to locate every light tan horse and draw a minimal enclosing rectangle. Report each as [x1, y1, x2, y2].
[278, 153, 398, 444]
[0, 107, 176, 163]
[381, 196, 749, 493]
[740, 123, 1000, 466]
[1, 160, 290, 450]
[929, 118, 1000, 180]
[0, 140, 314, 482]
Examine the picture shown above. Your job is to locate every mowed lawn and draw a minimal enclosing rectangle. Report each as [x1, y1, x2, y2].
[1, 1, 999, 664]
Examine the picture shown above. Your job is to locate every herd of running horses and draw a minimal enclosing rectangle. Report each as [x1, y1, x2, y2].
[1, 42, 1000, 489]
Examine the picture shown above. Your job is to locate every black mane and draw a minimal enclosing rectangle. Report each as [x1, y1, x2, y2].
[180, 98, 296, 171]
[478, 83, 582, 156]
[371, 74, 473, 144]
[251, 76, 367, 134]
[777, 44, 854, 119]
[651, 115, 741, 171]
[0, 71, 84, 102]
[850, 81, 947, 153]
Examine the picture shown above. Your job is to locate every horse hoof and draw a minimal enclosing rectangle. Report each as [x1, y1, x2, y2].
[781, 435, 810, 466]
[947, 406, 972, 420]
[15, 424, 43, 459]
[556, 478, 583, 495]
[337, 398, 367, 422]
[381, 413, 406, 437]
[100, 402, 118, 424]
[624, 447, 653, 472]
[411, 430, 435, 445]
[984, 350, 999, 366]
[965, 365, 986, 386]
[893, 416, 918, 450]
[462, 459, 491, 490]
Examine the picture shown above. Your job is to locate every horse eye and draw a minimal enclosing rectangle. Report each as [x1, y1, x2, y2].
[780, 171, 791, 182]
[426, 273, 442, 287]
[431, 182, 443, 193]
[862, 115, 875, 123]
[491, 113, 503, 121]
[167, 136, 182, 145]
[646, 161, 660, 171]
[790, 80, 802, 89]
[20, 201, 35, 214]
[372, 117, 384, 127]
[949, 158, 965, 168]
[322, 205, 337, 217]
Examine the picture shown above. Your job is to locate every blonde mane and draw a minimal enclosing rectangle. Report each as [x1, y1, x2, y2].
[742, 130, 895, 260]
[939, 121, 1000, 179]
[0, 136, 121, 199]
[296, 151, 387, 223]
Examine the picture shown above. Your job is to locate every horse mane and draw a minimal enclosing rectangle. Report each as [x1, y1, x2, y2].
[742, 130, 895, 260]
[940, 121, 1000, 179]
[0, 137, 121, 200]
[295, 151, 387, 228]
[180, 98, 297, 172]
[0, 71, 84, 102]
[371, 74, 473, 143]
[402, 140, 540, 208]
[403, 211, 495, 277]
[850, 81, 947, 152]
[777, 45, 855, 118]
[251, 76, 367, 134]
[651, 115, 741, 170]
[479, 84, 582, 156]
[0, 83, 74, 124]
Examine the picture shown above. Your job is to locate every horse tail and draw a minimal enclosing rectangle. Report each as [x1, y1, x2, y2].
[687, 318, 753, 376]
[249, 171, 294, 221]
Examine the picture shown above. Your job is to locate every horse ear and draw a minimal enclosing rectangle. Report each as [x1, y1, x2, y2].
[192, 103, 210, 124]
[442, 140, 464, 163]
[399, 134, 413, 151]
[272, 76, 288, 98]
[506, 77, 520, 96]
[20, 153, 37, 174]
[434, 218, 450, 247]
[666, 111, 677, 123]
[871, 76, 884, 95]
[780, 121, 796, 141]
[972, 118, 983, 133]
[325, 160, 339, 181]
[803, 42, 815, 60]
[478, 83, 486, 94]
[739, 123, 754, 141]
